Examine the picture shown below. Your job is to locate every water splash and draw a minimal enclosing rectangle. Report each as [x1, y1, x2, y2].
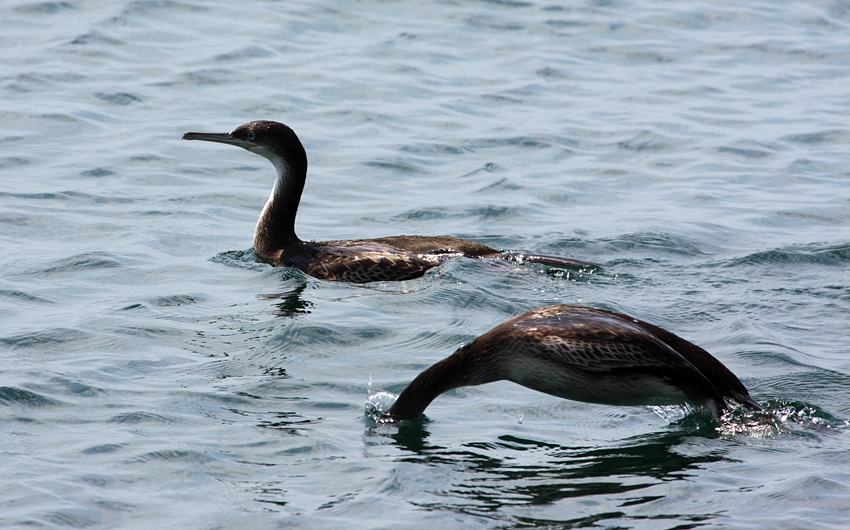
[364, 390, 398, 422]
[652, 399, 847, 439]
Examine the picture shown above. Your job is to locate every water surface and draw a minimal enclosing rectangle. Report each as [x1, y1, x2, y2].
[2, 0, 849, 528]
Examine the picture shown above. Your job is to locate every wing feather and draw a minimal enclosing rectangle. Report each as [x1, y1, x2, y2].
[497, 305, 707, 374]
[306, 241, 444, 283]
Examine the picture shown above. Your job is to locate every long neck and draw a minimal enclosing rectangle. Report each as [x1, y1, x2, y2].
[253, 156, 306, 255]
[388, 342, 502, 420]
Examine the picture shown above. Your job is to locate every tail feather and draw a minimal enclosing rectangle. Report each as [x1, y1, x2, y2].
[499, 251, 595, 269]
[730, 391, 764, 411]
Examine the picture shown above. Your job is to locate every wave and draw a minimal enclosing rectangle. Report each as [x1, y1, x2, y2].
[721, 243, 850, 267]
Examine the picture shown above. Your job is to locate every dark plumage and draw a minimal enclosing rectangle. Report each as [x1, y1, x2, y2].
[386, 305, 761, 421]
[183, 121, 591, 283]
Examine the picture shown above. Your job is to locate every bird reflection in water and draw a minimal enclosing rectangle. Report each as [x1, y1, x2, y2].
[371, 424, 733, 527]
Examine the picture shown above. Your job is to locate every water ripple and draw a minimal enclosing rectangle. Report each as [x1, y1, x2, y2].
[209, 249, 269, 272]
[14, 2, 75, 15]
[598, 231, 710, 257]
[0, 386, 60, 407]
[107, 412, 179, 425]
[28, 252, 124, 278]
[722, 242, 850, 267]
[0, 289, 55, 304]
[0, 328, 91, 350]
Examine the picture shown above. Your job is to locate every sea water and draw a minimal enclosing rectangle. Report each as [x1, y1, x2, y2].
[1, 0, 849, 528]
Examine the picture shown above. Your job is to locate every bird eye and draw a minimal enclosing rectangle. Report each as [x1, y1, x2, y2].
[247, 131, 256, 141]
